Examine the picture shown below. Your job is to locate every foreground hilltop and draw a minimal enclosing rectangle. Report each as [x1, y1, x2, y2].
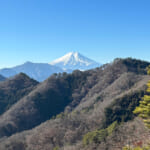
[0, 58, 150, 150]
[0, 73, 38, 116]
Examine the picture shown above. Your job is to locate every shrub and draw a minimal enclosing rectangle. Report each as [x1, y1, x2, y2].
[123, 146, 150, 150]
[83, 121, 118, 146]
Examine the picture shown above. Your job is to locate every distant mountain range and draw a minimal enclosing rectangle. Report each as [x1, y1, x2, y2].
[0, 52, 101, 81]
[0, 62, 63, 82]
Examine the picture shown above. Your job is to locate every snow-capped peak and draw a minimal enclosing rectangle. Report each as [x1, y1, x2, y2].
[50, 52, 101, 71]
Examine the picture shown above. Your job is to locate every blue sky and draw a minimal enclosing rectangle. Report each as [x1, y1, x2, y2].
[0, 0, 150, 68]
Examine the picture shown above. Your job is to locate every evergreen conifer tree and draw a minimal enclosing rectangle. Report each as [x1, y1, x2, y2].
[133, 65, 150, 128]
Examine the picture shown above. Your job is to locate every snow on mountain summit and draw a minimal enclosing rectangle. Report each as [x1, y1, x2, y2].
[50, 52, 101, 71]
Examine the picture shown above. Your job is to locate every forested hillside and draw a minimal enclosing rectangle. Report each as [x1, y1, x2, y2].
[0, 58, 150, 150]
[0, 73, 38, 116]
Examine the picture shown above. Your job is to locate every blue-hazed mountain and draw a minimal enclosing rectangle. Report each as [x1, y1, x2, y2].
[50, 52, 101, 71]
[0, 62, 63, 82]
[0, 74, 6, 82]
[0, 69, 16, 77]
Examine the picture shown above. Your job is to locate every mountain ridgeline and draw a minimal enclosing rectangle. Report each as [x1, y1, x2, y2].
[0, 58, 150, 150]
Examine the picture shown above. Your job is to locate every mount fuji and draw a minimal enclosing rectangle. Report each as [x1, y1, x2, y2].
[50, 52, 101, 71]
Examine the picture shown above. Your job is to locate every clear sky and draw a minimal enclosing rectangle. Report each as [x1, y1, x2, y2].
[0, 0, 150, 68]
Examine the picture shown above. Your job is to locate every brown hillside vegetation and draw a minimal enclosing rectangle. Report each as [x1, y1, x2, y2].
[0, 58, 150, 150]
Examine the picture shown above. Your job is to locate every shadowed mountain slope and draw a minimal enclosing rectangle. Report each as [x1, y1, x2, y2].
[0, 70, 92, 138]
[0, 73, 38, 115]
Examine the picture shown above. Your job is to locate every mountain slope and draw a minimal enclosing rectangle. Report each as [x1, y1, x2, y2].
[0, 58, 150, 150]
[0, 62, 63, 82]
[0, 73, 38, 115]
[50, 52, 101, 71]
[0, 68, 17, 78]
[0, 74, 6, 82]
[0, 70, 92, 138]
